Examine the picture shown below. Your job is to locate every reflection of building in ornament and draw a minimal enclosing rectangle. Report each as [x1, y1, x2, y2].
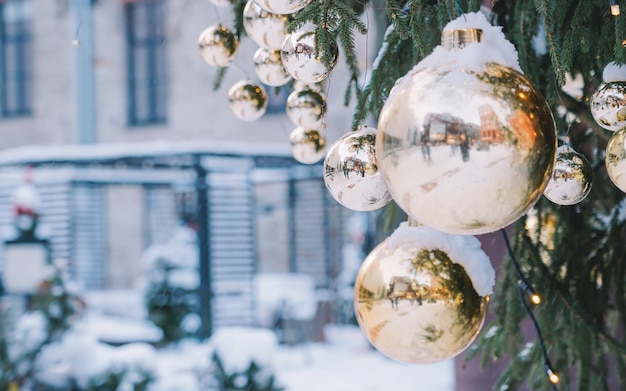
[509, 110, 537, 149]
[478, 104, 504, 144]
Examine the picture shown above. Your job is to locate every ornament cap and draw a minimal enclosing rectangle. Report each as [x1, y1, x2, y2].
[441, 28, 483, 50]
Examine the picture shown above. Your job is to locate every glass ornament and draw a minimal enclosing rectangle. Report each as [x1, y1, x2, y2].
[289, 127, 326, 164]
[376, 27, 557, 235]
[323, 127, 392, 211]
[354, 222, 492, 364]
[286, 89, 326, 129]
[605, 127, 626, 192]
[208, 0, 231, 7]
[281, 25, 338, 85]
[253, 48, 291, 87]
[243, 0, 290, 50]
[543, 145, 593, 205]
[198, 24, 239, 67]
[228, 80, 268, 121]
[253, 0, 311, 15]
[590, 81, 626, 132]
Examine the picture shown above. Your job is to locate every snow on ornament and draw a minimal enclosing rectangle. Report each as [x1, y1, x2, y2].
[198, 24, 239, 67]
[228, 80, 268, 121]
[354, 221, 494, 364]
[591, 62, 626, 132]
[323, 127, 392, 211]
[543, 145, 593, 205]
[253, 48, 291, 87]
[281, 24, 338, 85]
[376, 12, 557, 236]
[289, 127, 326, 164]
[243, 0, 291, 50]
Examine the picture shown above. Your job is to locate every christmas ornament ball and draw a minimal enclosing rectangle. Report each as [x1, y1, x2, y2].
[286, 89, 326, 129]
[605, 127, 626, 192]
[253, 48, 291, 87]
[323, 127, 392, 211]
[228, 80, 268, 121]
[198, 24, 239, 67]
[377, 62, 557, 235]
[543, 145, 593, 205]
[208, 0, 231, 7]
[253, 0, 311, 15]
[281, 26, 338, 85]
[354, 222, 492, 364]
[590, 82, 626, 132]
[243, 0, 290, 50]
[289, 127, 327, 164]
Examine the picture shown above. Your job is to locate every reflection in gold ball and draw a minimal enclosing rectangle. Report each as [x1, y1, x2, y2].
[590, 81, 626, 132]
[377, 63, 557, 235]
[228, 80, 268, 121]
[290, 127, 326, 164]
[543, 145, 593, 205]
[198, 24, 239, 67]
[354, 223, 492, 364]
[286, 89, 326, 129]
[281, 25, 338, 85]
[243, 0, 290, 50]
[323, 128, 392, 211]
[605, 127, 626, 192]
[253, 48, 291, 87]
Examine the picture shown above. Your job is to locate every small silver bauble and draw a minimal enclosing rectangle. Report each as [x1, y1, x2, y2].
[286, 89, 326, 129]
[590, 81, 626, 132]
[253, 0, 311, 15]
[376, 28, 556, 235]
[290, 127, 327, 164]
[324, 127, 392, 211]
[253, 48, 291, 87]
[281, 25, 338, 85]
[543, 145, 593, 205]
[243, 0, 290, 50]
[198, 24, 239, 67]
[228, 80, 268, 121]
[605, 127, 626, 192]
[208, 0, 231, 7]
[354, 222, 491, 364]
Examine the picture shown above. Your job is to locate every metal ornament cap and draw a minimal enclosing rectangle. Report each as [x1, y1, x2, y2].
[323, 127, 393, 212]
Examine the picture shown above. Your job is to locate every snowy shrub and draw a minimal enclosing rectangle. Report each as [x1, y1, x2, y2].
[141, 227, 200, 343]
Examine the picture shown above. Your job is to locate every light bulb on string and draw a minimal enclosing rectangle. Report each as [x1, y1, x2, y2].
[547, 367, 560, 385]
[610, 0, 620, 16]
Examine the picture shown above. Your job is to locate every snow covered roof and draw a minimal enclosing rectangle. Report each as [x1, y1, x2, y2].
[0, 139, 295, 169]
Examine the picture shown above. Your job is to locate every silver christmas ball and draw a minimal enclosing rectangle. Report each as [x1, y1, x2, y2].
[543, 145, 593, 205]
[243, 0, 290, 50]
[605, 127, 626, 192]
[228, 80, 268, 121]
[590, 82, 626, 132]
[253, 0, 311, 15]
[324, 127, 392, 211]
[281, 25, 338, 84]
[290, 127, 327, 164]
[377, 63, 557, 235]
[198, 24, 239, 67]
[253, 48, 291, 87]
[286, 89, 326, 129]
[354, 222, 491, 364]
[208, 0, 231, 7]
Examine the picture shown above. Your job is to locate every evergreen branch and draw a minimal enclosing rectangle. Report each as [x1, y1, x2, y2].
[533, 0, 565, 85]
[212, 67, 228, 91]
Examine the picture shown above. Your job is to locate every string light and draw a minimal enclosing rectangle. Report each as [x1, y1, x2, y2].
[610, 0, 620, 16]
[547, 367, 560, 385]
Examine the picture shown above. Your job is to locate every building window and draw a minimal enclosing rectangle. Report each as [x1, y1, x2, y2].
[0, 0, 32, 118]
[125, 0, 167, 126]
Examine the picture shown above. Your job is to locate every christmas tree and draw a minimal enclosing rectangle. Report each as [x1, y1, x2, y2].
[216, 0, 626, 389]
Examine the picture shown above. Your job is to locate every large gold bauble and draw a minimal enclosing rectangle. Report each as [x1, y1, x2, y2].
[253, 48, 291, 87]
[286, 89, 326, 129]
[543, 145, 593, 205]
[198, 24, 239, 67]
[377, 63, 557, 235]
[323, 127, 392, 211]
[590, 82, 626, 132]
[281, 25, 338, 85]
[605, 127, 626, 192]
[228, 80, 268, 121]
[354, 222, 491, 364]
[289, 127, 326, 164]
[243, 0, 290, 50]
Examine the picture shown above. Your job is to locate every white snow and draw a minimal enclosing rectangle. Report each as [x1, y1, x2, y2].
[384, 222, 495, 296]
[210, 327, 279, 373]
[255, 273, 318, 325]
[603, 61, 626, 82]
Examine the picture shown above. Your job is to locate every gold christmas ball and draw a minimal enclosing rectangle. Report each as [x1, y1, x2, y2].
[605, 127, 626, 192]
[228, 80, 268, 121]
[281, 25, 338, 85]
[377, 63, 556, 235]
[590, 81, 626, 132]
[253, 48, 291, 87]
[323, 127, 392, 211]
[543, 145, 593, 205]
[354, 222, 493, 364]
[253, 0, 311, 15]
[243, 0, 290, 50]
[286, 89, 326, 129]
[198, 24, 239, 67]
[290, 127, 326, 164]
